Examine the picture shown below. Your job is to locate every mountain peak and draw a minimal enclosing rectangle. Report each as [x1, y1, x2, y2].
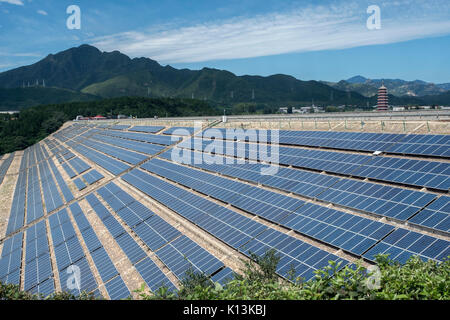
[346, 75, 368, 84]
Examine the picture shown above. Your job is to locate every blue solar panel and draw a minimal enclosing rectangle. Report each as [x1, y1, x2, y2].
[48, 158, 74, 202]
[90, 247, 118, 282]
[104, 276, 130, 300]
[74, 178, 87, 191]
[177, 137, 450, 191]
[211, 267, 234, 286]
[62, 163, 77, 178]
[163, 127, 195, 136]
[89, 133, 165, 156]
[140, 158, 395, 257]
[66, 142, 130, 175]
[409, 196, 450, 233]
[135, 257, 177, 292]
[115, 232, 147, 264]
[82, 169, 104, 185]
[363, 228, 450, 263]
[0, 152, 15, 186]
[129, 126, 165, 133]
[91, 128, 180, 146]
[59, 258, 97, 296]
[68, 157, 91, 175]
[155, 235, 223, 280]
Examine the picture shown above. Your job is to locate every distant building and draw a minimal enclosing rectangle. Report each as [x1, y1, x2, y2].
[0, 111, 19, 114]
[377, 84, 389, 111]
[92, 115, 107, 120]
[392, 106, 405, 112]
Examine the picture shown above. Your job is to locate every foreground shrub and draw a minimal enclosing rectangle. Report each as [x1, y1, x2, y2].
[2, 253, 449, 300]
[136, 253, 450, 300]
[0, 281, 99, 300]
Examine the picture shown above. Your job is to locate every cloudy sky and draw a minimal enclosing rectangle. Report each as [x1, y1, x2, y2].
[0, 0, 449, 82]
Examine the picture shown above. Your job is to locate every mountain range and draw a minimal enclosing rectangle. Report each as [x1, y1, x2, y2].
[0, 45, 448, 110]
[323, 75, 450, 97]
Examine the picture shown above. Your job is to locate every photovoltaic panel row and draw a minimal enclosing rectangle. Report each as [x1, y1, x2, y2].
[0, 232, 23, 285]
[89, 132, 165, 156]
[120, 170, 265, 250]
[104, 275, 130, 300]
[141, 158, 395, 258]
[29, 277, 55, 297]
[408, 196, 450, 234]
[53, 124, 90, 143]
[121, 169, 349, 280]
[129, 126, 165, 133]
[49, 208, 98, 295]
[82, 169, 104, 185]
[211, 267, 234, 286]
[49, 209, 85, 270]
[205, 129, 450, 158]
[24, 221, 54, 294]
[135, 257, 177, 292]
[364, 228, 450, 263]
[25, 221, 49, 263]
[78, 135, 148, 165]
[5, 159, 27, 235]
[0, 152, 15, 186]
[179, 138, 450, 191]
[74, 178, 87, 191]
[26, 165, 44, 224]
[67, 141, 130, 175]
[97, 182, 181, 251]
[85, 193, 176, 292]
[58, 257, 98, 296]
[70, 202, 122, 287]
[68, 157, 91, 175]
[160, 149, 439, 226]
[48, 158, 74, 203]
[95, 183, 224, 282]
[155, 235, 224, 280]
[38, 160, 64, 213]
[162, 127, 195, 136]
[93, 184, 226, 285]
[61, 163, 76, 178]
[109, 125, 130, 131]
[387, 134, 450, 158]
[243, 228, 348, 281]
[92, 129, 179, 146]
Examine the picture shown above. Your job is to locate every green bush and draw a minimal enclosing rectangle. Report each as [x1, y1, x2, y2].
[0, 281, 99, 300]
[2, 253, 449, 300]
[136, 254, 450, 300]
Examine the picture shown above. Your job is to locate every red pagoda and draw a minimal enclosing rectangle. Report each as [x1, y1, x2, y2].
[377, 83, 388, 111]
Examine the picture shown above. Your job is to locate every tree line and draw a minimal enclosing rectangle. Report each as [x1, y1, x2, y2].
[0, 96, 220, 155]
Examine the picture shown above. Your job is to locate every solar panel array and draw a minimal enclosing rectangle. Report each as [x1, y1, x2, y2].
[0, 152, 15, 185]
[179, 138, 450, 191]
[0, 122, 448, 300]
[200, 128, 450, 158]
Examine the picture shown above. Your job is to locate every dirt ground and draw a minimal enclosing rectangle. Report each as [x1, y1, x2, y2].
[0, 118, 448, 298]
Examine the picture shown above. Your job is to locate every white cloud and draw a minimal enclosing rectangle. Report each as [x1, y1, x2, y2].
[91, 0, 450, 64]
[37, 9, 47, 16]
[0, 0, 24, 5]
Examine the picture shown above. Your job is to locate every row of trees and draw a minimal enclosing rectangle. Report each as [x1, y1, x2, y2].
[0, 96, 220, 155]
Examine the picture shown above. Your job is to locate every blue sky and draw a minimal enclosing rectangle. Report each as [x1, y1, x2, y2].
[0, 0, 450, 83]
